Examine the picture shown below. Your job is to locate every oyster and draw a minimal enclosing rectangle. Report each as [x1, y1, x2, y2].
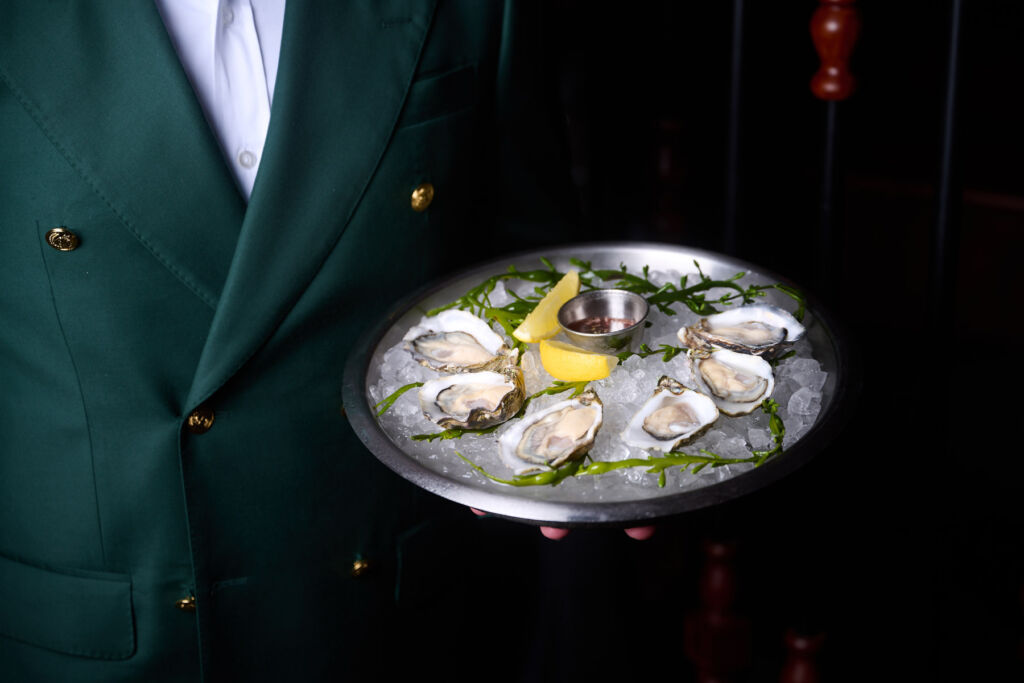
[403, 310, 509, 373]
[418, 365, 525, 431]
[680, 304, 805, 357]
[621, 376, 719, 452]
[498, 390, 603, 476]
[689, 348, 774, 416]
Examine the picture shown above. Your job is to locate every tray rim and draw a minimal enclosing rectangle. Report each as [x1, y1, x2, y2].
[342, 241, 857, 526]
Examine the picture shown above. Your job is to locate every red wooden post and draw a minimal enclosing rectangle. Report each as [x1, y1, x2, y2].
[779, 628, 826, 683]
[810, 0, 861, 101]
[684, 541, 752, 683]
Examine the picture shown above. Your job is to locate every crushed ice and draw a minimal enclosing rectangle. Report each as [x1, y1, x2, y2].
[369, 271, 827, 502]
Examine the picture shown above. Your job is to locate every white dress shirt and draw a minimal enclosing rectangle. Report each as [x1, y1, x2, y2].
[155, 0, 286, 201]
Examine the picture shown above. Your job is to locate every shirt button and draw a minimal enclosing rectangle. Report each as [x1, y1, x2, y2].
[175, 595, 196, 612]
[222, 7, 234, 25]
[410, 183, 434, 212]
[45, 227, 80, 251]
[238, 150, 257, 169]
[185, 407, 215, 434]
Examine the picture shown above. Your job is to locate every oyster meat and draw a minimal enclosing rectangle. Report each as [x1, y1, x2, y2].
[418, 366, 525, 431]
[621, 376, 719, 452]
[404, 310, 509, 373]
[688, 348, 774, 416]
[498, 390, 603, 476]
[680, 304, 805, 357]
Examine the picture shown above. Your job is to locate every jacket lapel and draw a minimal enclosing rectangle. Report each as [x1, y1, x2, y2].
[185, 0, 437, 408]
[0, 2, 245, 310]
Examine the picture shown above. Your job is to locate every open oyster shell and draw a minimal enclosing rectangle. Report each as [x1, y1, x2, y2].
[498, 390, 603, 476]
[403, 309, 510, 373]
[688, 348, 774, 416]
[418, 365, 525, 431]
[621, 376, 719, 452]
[679, 303, 805, 357]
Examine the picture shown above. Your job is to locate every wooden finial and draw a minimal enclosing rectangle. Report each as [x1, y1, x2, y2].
[780, 628, 826, 683]
[810, 0, 860, 100]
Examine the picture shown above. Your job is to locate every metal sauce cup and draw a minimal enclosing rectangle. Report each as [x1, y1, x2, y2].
[557, 289, 650, 353]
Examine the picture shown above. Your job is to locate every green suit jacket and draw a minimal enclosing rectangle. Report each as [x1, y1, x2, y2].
[0, 2, 571, 679]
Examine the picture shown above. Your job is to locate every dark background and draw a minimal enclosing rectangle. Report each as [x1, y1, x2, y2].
[5, 1, 1016, 679]
[451, 1, 1021, 681]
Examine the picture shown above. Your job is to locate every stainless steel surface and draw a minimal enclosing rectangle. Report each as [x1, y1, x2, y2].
[342, 242, 853, 527]
[558, 289, 649, 353]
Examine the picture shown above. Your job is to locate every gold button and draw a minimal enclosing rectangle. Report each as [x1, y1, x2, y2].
[175, 595, 196, 612]
[410, 183, 434, 212]
[45, 227, 80, 251]
[351, 558, 371, 577]
[185, 407, 215, 434]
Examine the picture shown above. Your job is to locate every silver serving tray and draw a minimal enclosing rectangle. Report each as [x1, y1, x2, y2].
[342, 242, 853, 526]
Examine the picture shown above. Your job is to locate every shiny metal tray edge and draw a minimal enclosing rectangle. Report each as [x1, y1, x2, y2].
[342, 241, 856, 526]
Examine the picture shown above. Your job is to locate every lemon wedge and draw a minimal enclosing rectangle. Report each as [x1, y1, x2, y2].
[512, 270, 580, 343]
[539, 339, 619, 382]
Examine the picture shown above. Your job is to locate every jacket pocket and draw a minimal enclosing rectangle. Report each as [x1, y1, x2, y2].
[397, 64, 476, 128]
[0, 552, 135, 660]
